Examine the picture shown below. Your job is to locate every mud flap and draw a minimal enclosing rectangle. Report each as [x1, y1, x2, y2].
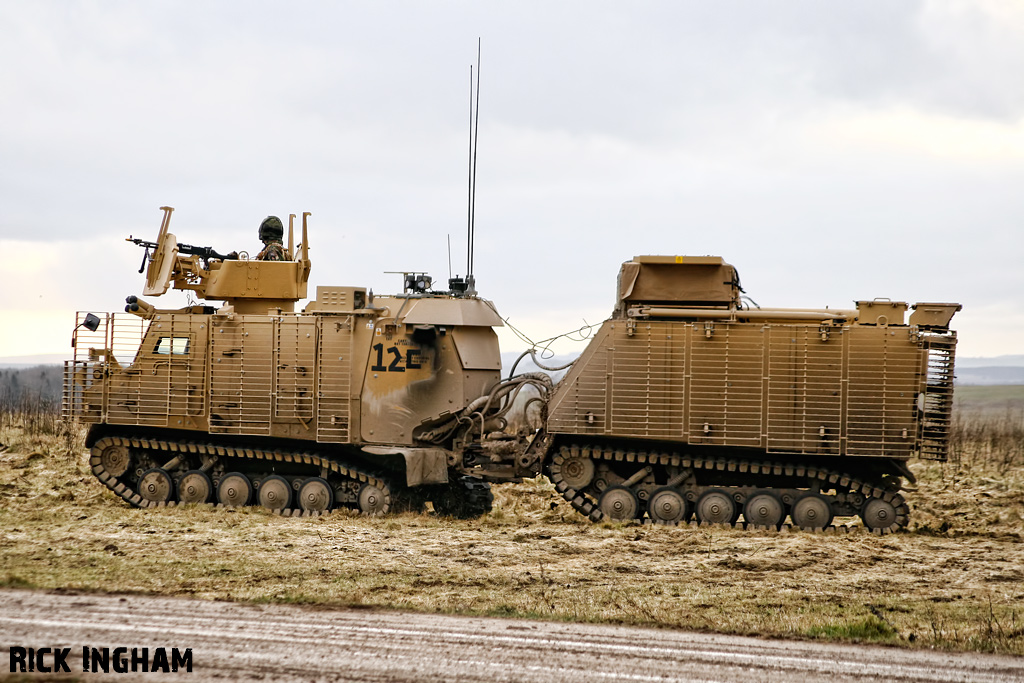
[361, 446, 450, 487]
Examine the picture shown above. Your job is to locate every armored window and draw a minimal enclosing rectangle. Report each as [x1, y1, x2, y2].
[153, 336, 190, 356]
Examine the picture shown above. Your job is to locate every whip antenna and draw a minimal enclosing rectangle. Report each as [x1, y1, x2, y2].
[466, 64, 473, 283]
[465, 38, 481, 294]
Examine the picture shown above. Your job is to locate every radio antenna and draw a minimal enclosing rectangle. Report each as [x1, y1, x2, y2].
[466, 64, 473, 283]
[447, 233, 453, 279]
[465, 38, 481, 295]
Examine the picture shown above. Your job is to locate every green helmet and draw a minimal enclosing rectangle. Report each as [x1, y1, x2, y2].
[259, 216, 284, 241]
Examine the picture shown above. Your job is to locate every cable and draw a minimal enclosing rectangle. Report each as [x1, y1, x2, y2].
[483, 300, 595, 379]
[527, 348, 577, 372]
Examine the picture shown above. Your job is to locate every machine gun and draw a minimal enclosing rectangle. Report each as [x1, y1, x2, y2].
[127, 206, 311, 307]
[127, 236, 234, 272]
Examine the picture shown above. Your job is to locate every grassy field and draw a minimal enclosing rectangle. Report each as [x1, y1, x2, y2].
[954, 384, 1024, 413]
[1, 390, 1023, 656]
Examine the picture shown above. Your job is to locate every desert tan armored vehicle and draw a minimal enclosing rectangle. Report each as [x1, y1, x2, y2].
[529, 256, 960, 533]
[64, 211, 959, 533]
[64, 207, 550, 516]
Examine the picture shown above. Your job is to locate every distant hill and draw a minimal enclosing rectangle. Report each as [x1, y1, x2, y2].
[0, 353, 66, 368]
[953, 356, 1024, 385]
[955, 367, 1024, 386]
[957, 355, 1024, 368]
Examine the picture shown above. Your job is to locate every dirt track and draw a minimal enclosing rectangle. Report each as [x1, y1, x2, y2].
[2, 590, 1022, 682]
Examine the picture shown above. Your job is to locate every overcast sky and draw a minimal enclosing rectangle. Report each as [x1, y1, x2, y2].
[2, 1, 1022, 361]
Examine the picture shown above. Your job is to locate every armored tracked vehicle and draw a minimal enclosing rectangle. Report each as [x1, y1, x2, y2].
[64, 208, 550, 517]
[531, 256, 960, 533]
[64, 210, 959, 533]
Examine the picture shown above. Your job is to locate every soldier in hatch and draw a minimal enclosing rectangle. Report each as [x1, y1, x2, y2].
[223, 216, 288, 261]
[256, 216, 287, 261]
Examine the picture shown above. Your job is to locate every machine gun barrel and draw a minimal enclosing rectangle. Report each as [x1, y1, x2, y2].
[175, 242, 233, 261]
[127, 236, 233, 269]
[127, 236, 159, 250]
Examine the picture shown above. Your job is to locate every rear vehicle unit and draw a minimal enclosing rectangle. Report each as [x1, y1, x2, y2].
[533, 256, 960, 533]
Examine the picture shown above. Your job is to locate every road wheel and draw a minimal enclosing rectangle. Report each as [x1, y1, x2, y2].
[648, 487, 690, 525]
[598, 485, 640, 521]
[861, 498, 897, 531]
[791, 493, 833, 530]
[178, 470, 213, 504]
[743, 490, 785, 527]
[258, 474, 292, 511]
[695, 489, 737, 525]
[217, 472, 252, 507]
[358, 483, 390, 516]
[298, 477, 333, 513]
[138, 468, 174, 504]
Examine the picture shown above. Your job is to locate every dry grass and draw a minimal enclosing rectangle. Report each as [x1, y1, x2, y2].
[1, 395, 1023, 655]
[0, 394, 63, 443]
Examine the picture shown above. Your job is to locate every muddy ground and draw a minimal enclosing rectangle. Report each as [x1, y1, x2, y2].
[6, 589, 1024, 682]
[1, 416, 1023, 656]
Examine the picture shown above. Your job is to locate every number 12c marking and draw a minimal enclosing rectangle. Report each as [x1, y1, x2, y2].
[371, 344, 422, 373]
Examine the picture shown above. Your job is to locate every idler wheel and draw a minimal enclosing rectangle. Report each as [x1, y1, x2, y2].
[861, 498, 897, 531]
[648, 487, 690, 525]
[138, 468, 174, 504]
[298, 477, 334, 513]
[100, 445, 131, 477]
[258, 474, 292, 511]
[560, 456, 596, 489]
[217, 472, 252, 507]
[695, 489, 738, 525]
[791, 493, 833, 530]
[743, 490, 785, 527]
[358, 483, 389, 516]
[598, 485, 640, 521]
[178, 470, 213, 504]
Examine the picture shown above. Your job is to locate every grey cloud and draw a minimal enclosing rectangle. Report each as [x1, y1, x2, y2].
[0, 1, 1021, 357]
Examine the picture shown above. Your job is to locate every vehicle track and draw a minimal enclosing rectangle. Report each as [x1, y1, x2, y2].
[90, 434, 395, 516]
[547, 444, 910, 533]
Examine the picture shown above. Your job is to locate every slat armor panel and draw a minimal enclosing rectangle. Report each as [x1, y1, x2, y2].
[316, 316, 354, 443]
[688, 324, 763, 448]
[210, 318, 273, 434]
[608, 322, 686, 439]
[766, 326, 843, 454]
[546, 323, 612, 436]
[106, 314, 209, 429]
[66, 312, 358, 445]
[548, 318, 936, 459]
[845, 326, 919, 457]
[274, 317, 317, 422]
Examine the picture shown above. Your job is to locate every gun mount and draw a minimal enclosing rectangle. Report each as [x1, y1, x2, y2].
[129, 206, 312, 314]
